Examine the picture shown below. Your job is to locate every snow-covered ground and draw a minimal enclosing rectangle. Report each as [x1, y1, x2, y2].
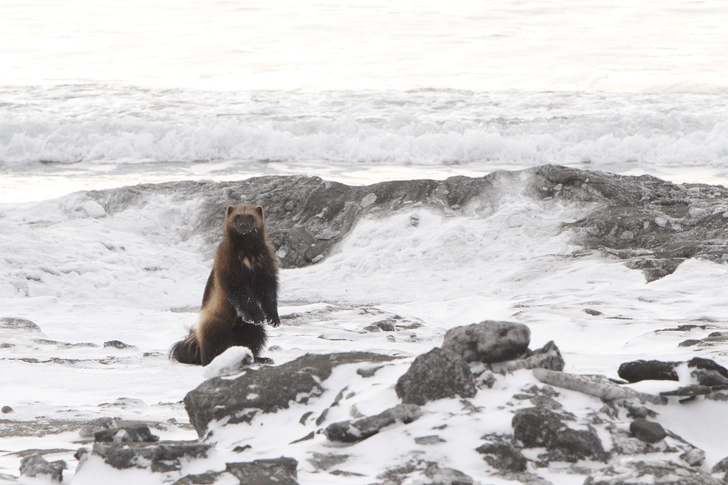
[2, 171, 728, 482]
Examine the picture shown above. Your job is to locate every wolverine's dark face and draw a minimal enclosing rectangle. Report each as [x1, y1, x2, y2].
[226, 204, 264, 235]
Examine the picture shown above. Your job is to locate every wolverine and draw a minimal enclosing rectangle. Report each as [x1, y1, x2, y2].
[170, 204, 280, 366]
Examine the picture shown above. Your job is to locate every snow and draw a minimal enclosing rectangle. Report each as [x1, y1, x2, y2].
[1, 0, 728, 481]
[1, 173, 728, 482]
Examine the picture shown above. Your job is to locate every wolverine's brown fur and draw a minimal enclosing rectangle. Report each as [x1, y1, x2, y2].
[170, 204, 280, 366]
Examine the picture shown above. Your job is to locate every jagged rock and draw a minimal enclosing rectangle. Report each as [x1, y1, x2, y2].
[78, 417, 117, 438]
[680, 448, 706, 467]
[629, 418, 667, 444]
[395, 348, 477, 405]
[174, 458, 299, 485]
[441, 321, 530, 364]
[226, 458, 299, 485]
[415, 435, 446, 445]
[512, 407, 566, 448]
[184, 352, 395, 436]
[712, 456, 728, 474]
[533, 368, 665, 404]
[325, 403, 423, 443]
[103, 340, 135, 349]
[377, 459, 473, 485]
[356, 365, 384, 378]
[476, 442, 528, 472]
[307, 453, 350, 471]
[490, 341, 565, 374]
[548, 427, 605, 462]
[424, 463, 474, 485]
[94, 424, 159, 443]
[19, 453, 66, 482]
[583, 460, 723, 484]
[84, 166, 728, 278]
[512, 407, 604, 462]
[82, 440, 212, 472]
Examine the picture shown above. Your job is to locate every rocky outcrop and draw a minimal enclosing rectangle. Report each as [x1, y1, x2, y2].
[184, 352, 396, 436]
[584, 460, 723, 485]
[83, 165, 728, 279]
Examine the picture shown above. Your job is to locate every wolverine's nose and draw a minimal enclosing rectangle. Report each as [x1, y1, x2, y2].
[234, 214, 256, 233]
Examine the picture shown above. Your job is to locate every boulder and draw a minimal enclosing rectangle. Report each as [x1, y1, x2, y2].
[476, 442, 528, 472]
[395, 348, 477, 405]
[629, 418, 667, 444]
[325, 404, 423, 443]
[19, 453, 66, 482]
[184, 352, 395, 436]
[512, 407, 604, 462]
[441, 321, 530, 364]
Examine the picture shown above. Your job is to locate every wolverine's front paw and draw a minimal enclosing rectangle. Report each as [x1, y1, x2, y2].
[254, 356, 274, 365]
[270, 317, 281, 328]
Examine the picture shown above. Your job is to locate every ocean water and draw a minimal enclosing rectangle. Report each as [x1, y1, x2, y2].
[2, 0, 728, 202]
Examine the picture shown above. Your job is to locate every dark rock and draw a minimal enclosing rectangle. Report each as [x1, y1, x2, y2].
[490, 340, 565, 374]
[660, 385, 714, 397]
[307, 453, 350, 471]
[549, 427, 605, 462]
[226, 457, 298, 485]
[512, 407, 566, 448]
[315, 408, 328, 426]
[618, 360, 679, 383]
[184, 352, 394, 436]
[584, 460, 723, 484]
[233, 444, 252, 452]
[712, 456, 728, 473]
[290, 432, 314, 444]
[512, 407, 604, 462]
[395, 347, 477, 405]
[356, 365, 384, 378]
[94, 424, 159, 443]
[629, 418, 667, 443]
[476, 442, 527, 472]
[78, 417, 116, 438]
[174, 471, 229, 485]
[441, 320, 530, 364]
[1, 406, 12, 414]
[423, 463, 475, 485]
[103, 340, 136, 349]
[619, 357, 728, 387]
[325, 403, 422, 443]
[83, 167, 728, 278]
[87, 441, 211, 472]
[415, 435, 446, 445]
[363, 318, 397, 332]
[299, 411, 314, 425]
[19, 453, 66, 482]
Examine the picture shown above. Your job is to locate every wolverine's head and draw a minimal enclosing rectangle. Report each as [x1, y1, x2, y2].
[226, 204, 264, 236]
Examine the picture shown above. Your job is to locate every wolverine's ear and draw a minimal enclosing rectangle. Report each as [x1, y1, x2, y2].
[226, 205, 234, 217]
[256, 206, 264, 218]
